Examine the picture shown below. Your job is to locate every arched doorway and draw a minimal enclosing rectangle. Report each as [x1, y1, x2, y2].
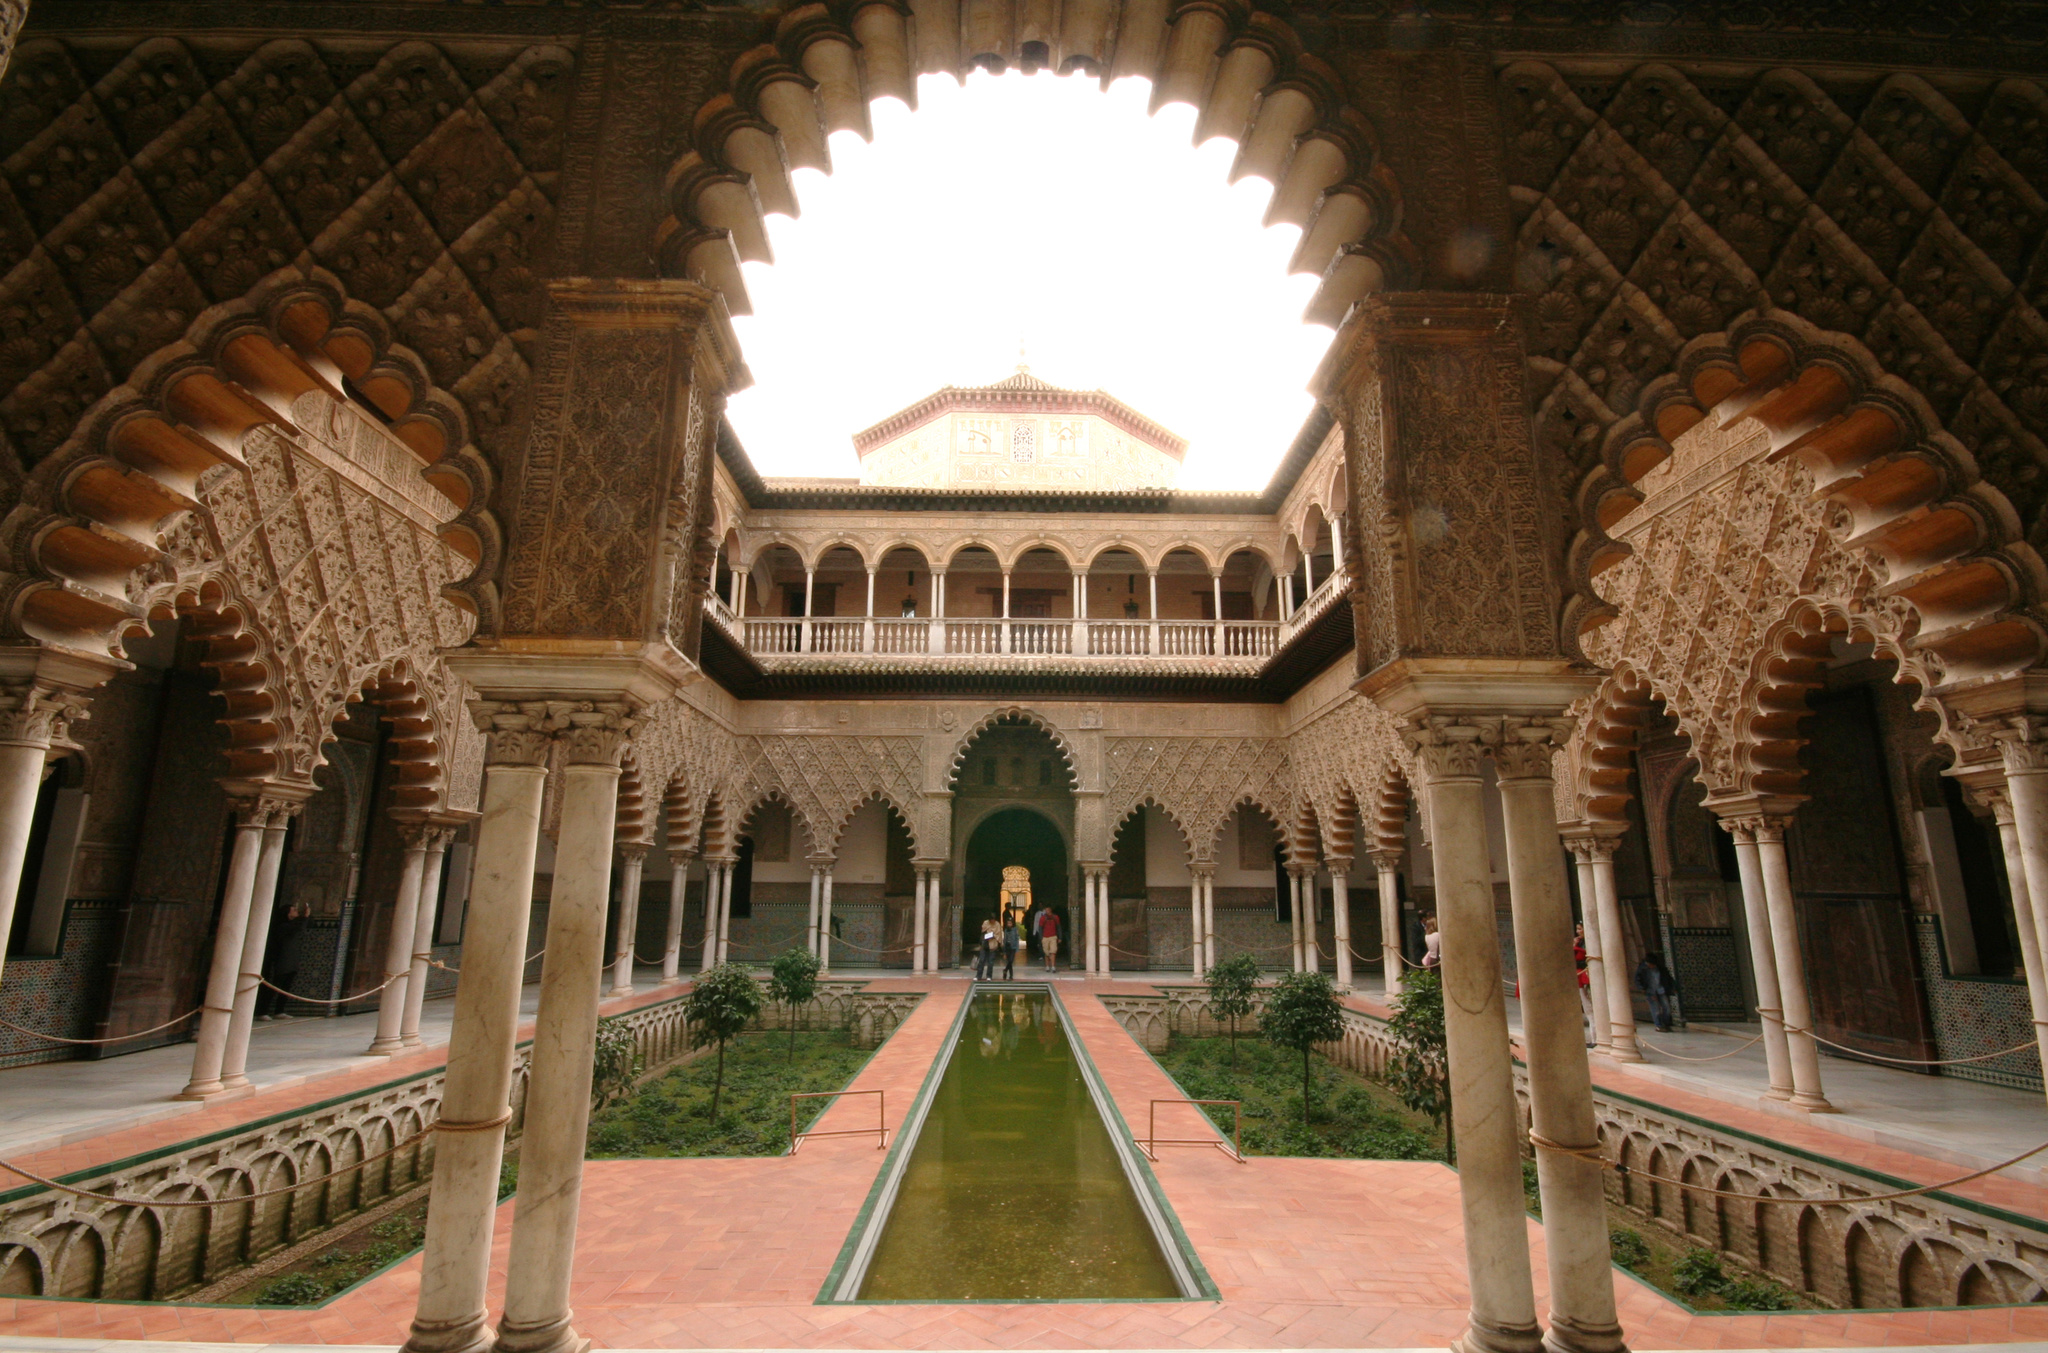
[963, 807, 1068, 958]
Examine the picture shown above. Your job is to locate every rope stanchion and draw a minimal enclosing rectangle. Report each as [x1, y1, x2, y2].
[0, 1009, 201, 1046]
[1, 1123, 444, 1208]
[1530, 1131, 2048, 1205]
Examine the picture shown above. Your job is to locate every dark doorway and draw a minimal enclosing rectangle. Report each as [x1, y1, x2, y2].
[964, 807, 1067, 949]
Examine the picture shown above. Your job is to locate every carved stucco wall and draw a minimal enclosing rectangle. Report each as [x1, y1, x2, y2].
[1503, 61, 2048, 627]
[0, 34, 571, 483]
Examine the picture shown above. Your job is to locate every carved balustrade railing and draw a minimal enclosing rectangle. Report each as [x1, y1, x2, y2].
[1096, 989, 2048, 1312]
[714, 567, 1345, 667]
[0, 983, 919, 1303]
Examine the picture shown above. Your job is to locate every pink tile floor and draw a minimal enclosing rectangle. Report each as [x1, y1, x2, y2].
[4, 977, 2046, 1348]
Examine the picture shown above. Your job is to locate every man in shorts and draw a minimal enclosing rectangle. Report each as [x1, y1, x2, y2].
[1035, 905, 1061, 974]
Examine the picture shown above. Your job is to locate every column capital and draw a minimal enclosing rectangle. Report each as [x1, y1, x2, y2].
[1703, 792, 1806, 843]
[0, 644, 121, 748]
[805, 851, 837, 869]
[225, 786, 309, 830]
[1402, 716, 1489, 786]
[393, 818, 441, 851]
[1366, 847, 1405, 872]
[1324, 856, 1353, 874]
[616, 841, 651, 864]
[667, 847, 699, 866]
[1487, 716, 1573, 784]
[1557, 822, 1624, 863]
[467, 700, 568, 768]
[1994, 715, 2048, 777]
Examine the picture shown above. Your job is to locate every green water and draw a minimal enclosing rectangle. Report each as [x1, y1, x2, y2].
[857, 989, 1181, 1301]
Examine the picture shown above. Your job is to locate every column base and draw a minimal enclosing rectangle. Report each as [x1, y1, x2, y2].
[220, 1073, 251, 1091]
[1764, 1086, 1793, 1101]
[401, 1035, 424, 1048]
[1453, 1314, 1545, 1353]
[1789, 1092, 1839, 1113]
[493, 1311, 590, 1353]
[175, 1080, 224, 1100]
[1544, 1314, 1628, 1353]
[1603, 1046, 1644, 1064]
[607, 985, 634, 998]
[364, 1037, 404, 1056]
[404, 1312, 496, 1353]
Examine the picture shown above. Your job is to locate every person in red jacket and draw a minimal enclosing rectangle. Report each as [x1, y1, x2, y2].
[1034, 905, 1061, 974]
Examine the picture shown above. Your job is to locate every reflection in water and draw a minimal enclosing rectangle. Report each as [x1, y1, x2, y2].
[858, 989, 1179, 1301]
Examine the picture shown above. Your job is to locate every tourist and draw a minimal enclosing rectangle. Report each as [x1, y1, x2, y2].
[1574, 923, 1594, 1047]
[1636, 951, 1675, 1032]
[257, 900, 309, 1019]
[1036, 905, 1061, 973]
[1002, 911, 1019, 980]
[976, 917, 998, 979]
[1420, 914, 1441, 970]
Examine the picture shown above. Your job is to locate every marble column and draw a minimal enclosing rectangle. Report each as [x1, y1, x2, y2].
[496, 708, 633, 1353]
[1407, 721, 1542, 1353]
[1105, 870, 1118, 973]
[1373, 849, 1404, 999]
[367, 824, 435, 1056]
[1330, 863, 1353, 991]
[1288, 871, 1305, 972]
[1079, 871, 1094, 974]
[1203, 874, 1217, 970]
[220, 805, 301, 1090]
[699, 861, 723, 971]
[1563, 838, 1610, 1054]
[1303, 871, 1320, 974]
[819, 869, 834, 974]
[608, 843, 648, 997]
[1981, 787, 2048, 1101]
[1188, 870, 1207, 977]
[405, 707, 553, 1353]
[717, 859, 736, 964]
[1995, 725, 2048, 1041]
[402, 828, 455, 1047]
[661, 851, 693, 981]
[807, 865, 823, 958]
[181, 796, 286, 1099]
[1750, 815, 1833, 1111]
[913, 869, 929, 972]
[1711, 813, 1790, 1093]
[0, 665, 99, 990]
[1494, 724, 1625, 1353]
[1582, 836, 1640, 1063]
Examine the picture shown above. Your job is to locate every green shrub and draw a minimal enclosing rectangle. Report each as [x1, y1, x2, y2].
[1388, 970, 1451, 1158]
[1673, 1247, 1726, 1298]
[254, 1272, 330, 1306]
[590, 1015, 643, 1112]
[1608, 1228, 1649, 1271]
[1720, 1276, 1797, 1311]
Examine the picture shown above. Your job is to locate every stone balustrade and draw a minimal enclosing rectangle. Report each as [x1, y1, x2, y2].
[1098, 988, 2048, 1312]
[0, 983, 919, 1303]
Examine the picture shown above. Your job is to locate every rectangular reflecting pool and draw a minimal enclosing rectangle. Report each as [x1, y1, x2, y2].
[832, 987, 1200, 1303]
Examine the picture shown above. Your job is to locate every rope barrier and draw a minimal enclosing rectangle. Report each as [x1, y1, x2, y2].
[1634, 1032, 1766, 1062]
[0, 1008, 201, 1046]
[1530, 1131, 2048, 1205]
[429, 947, 546, 980]
[1791, 1026, 2042, 1067]
[251, 971, 403, 1007]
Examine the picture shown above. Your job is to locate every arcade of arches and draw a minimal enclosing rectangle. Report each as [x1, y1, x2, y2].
[4, 2, 2048, 1351]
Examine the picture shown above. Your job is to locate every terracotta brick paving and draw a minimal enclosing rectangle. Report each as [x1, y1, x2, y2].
[6, 977, 2048, 1347]
[3, 983, 695, 1183]
[1332, 987, 2048, 1220]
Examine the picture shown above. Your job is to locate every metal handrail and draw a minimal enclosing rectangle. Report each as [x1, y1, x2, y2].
[789, 1087, 888, 1154]
[1141, 1097, 1244, 1163]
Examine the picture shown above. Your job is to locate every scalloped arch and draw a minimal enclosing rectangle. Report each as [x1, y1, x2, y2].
[2, 267, 504, 658]
[1570, 310, 2047, 681]
[655, 0, 1416, 326]
[945, 706, 1081, 788]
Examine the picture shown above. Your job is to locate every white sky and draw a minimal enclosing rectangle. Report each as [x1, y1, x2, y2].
[724, 70, 1335, 491]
